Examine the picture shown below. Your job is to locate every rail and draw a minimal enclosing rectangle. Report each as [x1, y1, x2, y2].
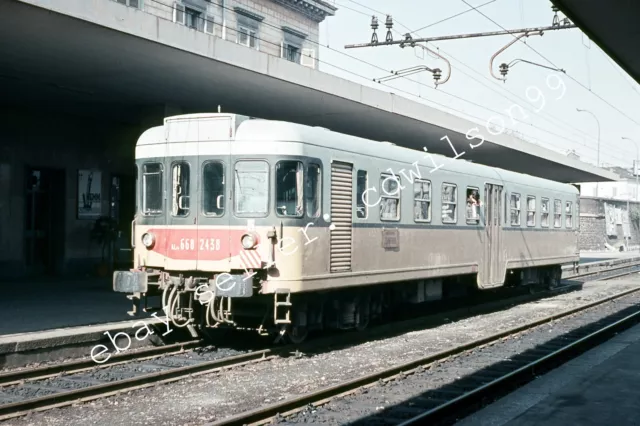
[207, 282, 640, 425]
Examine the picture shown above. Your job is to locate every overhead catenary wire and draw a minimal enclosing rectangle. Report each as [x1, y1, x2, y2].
[338, 0, 635, 162]
[460, 0, 640, 127]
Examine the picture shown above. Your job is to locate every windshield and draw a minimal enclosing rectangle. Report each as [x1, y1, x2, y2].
[234, 160, 269, 215]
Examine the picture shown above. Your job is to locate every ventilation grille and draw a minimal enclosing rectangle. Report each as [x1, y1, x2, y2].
[330, 162, 353, 273]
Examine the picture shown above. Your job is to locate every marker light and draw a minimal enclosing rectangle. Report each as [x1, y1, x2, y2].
[241, 232, 259, 249]
[141, 233, 155, 249]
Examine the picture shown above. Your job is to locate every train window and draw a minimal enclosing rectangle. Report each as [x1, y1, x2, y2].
[527, 196, 536, 227]
[414, 179, 431, 222]
[565, 201, 573, 228]
[171, 162, 190, 217]
[234, 161, 269, 216]
[202, 162, 225, 217]
[380, 173, 400, 221]
[134, 164, 138, 214]
[442, 183, 457, 224]
[554, 199, 562, 228]
[510, 193, 521, 226]
[356, 170, 368, 219]
[306, 163, 321, 218]
[466, 187, 480, 224]
[142, 162, 163, 216]
[541, 198, 550, 227]
[276, 161, 304, 218]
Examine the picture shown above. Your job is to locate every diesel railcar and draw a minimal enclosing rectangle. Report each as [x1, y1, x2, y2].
[113, 113, 580, 343]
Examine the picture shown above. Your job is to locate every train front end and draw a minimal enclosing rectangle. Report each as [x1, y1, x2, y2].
[112, 113, 303, 336]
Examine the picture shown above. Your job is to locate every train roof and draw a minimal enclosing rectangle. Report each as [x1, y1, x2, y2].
[137, 113, 577, 194]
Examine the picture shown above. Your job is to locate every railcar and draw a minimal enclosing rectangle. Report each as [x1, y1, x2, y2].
[113, 113, 580, 343]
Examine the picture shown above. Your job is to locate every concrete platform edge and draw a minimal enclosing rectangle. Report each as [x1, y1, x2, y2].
[0, 317, 165, 355]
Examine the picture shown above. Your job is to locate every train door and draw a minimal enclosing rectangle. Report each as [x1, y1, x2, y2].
[329, 161, 353, 272]
[480, 183, 504, 288]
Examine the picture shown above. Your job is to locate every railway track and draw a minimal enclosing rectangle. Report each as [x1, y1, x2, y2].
[206, 275, 640, 425]
[1, 263, 638, 422]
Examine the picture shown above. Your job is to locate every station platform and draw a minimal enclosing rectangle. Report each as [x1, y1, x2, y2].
[0, 277, 155, 336]
[580, 250, 640, 265]
[458, 321, 640, 426]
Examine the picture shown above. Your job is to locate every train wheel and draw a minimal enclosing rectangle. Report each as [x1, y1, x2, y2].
[355, 296, 370, 331]
[286, 325, 309, 344]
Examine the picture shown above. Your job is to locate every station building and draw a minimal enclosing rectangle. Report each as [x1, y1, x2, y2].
[0, 0, 336, 280]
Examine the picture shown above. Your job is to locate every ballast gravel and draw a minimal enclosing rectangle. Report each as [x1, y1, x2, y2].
[5, 276, 640, 426]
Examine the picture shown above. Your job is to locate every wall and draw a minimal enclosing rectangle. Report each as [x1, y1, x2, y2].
[146, 0, 322, 67]
[579, 196, 640, 252]
[0, 106, 140, 280]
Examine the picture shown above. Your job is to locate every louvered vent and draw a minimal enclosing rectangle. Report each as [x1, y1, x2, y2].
[330, 162, 353, 272]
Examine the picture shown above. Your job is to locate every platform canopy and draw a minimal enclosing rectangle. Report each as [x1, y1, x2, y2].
[0, 0, 620, 183]
[552, 0, 640, 85]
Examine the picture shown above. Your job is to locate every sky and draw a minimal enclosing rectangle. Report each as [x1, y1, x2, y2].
[316, 0, 640, 170]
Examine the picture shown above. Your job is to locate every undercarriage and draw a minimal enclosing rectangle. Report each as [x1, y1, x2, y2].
[114, 264, 565, 344]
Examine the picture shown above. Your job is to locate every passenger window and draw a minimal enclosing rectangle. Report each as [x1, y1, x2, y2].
[442, 183, 457, 224]
[134, 164, 139, 214]
[414, 179, 431, 222]
[554, 199, 562, 228]
[527, 196, 536, 227]
[142, 162, 163, 216]
[356, 170, 368, 219]
[171, 162, 190, 217]
[276, 160, 304, 217]
[234, 161, 269, 216]
[306, 163, 321, 218]
[510, 193, 521, 226]
[380, 173, 400, 221]
[565, 201, 572, 228]
[202, 162, 225, 217]
[466, 187, 480, 223]
[541, 198, 550, 227]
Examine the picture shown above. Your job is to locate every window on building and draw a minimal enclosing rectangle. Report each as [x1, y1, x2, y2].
[442, 183, 457, 224]
[356, 170, 367, 219]
[238, 26, 257, 48]
[305, 163, 321, 218]
[173, 2, 211, 33]
[171, 162, 190, 217]
[466, 187, 480, 223]
[142, 163, 163, 216]
[414, 179, 431, 222]
[202, 161, 225, 217]
[234, 161, 269, 216]
[565, 201, 573, 228]
[115, 0, 140, 8]
[554, 199, 562, 228]
[527, 196, 536, 226]
[282, 27, 307, 63]
[541, 197, 550, 227]
[285, 44, 301, 62]
[276, 161, 304, 217]
[380, 174, 400, 221]
[510, 193, 521, 226]
[235, 8, 262, 50]
[204, 15, 214, 35]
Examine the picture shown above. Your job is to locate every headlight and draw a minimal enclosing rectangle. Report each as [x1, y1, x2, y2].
[241, 233, 258, 249]
[141, 233, 155, 249]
